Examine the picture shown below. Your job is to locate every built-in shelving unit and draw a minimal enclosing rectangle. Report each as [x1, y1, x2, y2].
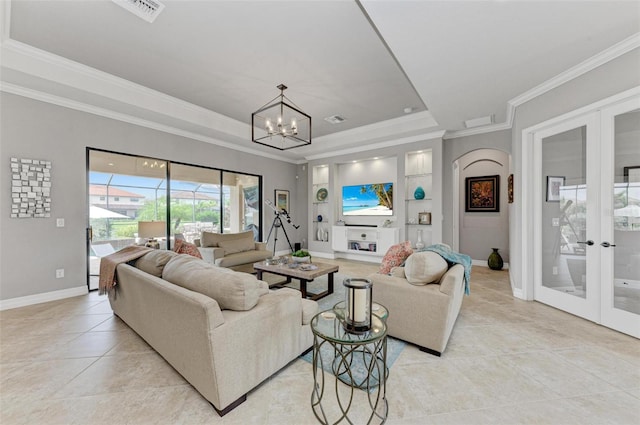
[405, 150, 433, 248]
[311, 165, 330, 243]
[307, 137, 442, 260]
[332, 226, 398, 257]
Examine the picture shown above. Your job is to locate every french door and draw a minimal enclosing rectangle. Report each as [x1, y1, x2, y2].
[534, 96, 640, 338]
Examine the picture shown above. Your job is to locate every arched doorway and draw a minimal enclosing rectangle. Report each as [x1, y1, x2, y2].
[453, 149, 511, 267]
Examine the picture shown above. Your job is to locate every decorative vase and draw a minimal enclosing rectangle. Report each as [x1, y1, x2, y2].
[414, 186, 425, 200]
[488, 248, 504, 270]
[415, 229, 425, 250]
[317, 227, 324, 241]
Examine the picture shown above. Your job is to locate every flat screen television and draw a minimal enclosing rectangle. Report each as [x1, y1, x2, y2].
[342, 182, 393, 216]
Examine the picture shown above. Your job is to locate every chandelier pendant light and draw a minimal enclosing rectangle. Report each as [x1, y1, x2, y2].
[252, 84, 311, 150]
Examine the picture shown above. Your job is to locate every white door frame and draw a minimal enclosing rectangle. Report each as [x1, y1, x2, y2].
[520, 86, 640, 335]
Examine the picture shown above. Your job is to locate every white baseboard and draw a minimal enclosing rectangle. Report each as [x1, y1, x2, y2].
[472, 259, 510, 270]
[0, 285, 88, 311]
[334, 252, 382, 264]
[309, 251, 336, 260]
[512, 286, 524, 299]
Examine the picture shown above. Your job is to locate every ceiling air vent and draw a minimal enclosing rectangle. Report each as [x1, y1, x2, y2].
[324, 115, 346, 124]
[111, 0, 165, 23]
[464, 115, 494, 129]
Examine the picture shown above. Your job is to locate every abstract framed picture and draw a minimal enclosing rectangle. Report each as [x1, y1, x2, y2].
[274, 189, 290, 212]
[546, 176, 564, 202]
[465, 175, 500, 212]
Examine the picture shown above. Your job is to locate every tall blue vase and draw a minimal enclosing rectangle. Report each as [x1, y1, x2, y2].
[414, 186, 425, 200]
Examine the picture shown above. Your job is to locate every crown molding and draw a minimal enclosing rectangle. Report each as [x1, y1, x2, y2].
[305, 129, 445, 161]
[1, 36, 439, 164]
[1, 38, 249, 136]
[510, 32, 640, 108]
[0, 81, 301, 164]
[445, 32, 640, 140]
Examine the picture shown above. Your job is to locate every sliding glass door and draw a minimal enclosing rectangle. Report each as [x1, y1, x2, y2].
[87, 149, 262, 291]
[167, 164, 221, 244]
[88, 151, 168, 290]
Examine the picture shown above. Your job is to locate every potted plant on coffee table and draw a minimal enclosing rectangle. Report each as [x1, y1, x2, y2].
[291, 249, 311, 263]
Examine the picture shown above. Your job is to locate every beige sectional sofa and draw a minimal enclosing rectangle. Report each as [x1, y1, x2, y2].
[194, 230, 272, 273]
[108, 250, 317, 416]
[369, 251, 466, 356]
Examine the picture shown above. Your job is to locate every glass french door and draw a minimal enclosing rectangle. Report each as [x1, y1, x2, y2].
[534, 97, 640, 338]
[600, 100, 640, 337]
[535, 114, 600, 322]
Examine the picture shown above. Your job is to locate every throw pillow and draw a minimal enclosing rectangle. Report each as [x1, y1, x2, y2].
[134, 250, 179, 277]
[390, 266, 406, 278]
[173, 239, 203, 259]
[218, 237, 255, 255]
[404, 251, 448, 285]
[200, 230, 254, 248]
[379, 241, 413, 274]
[200, 231, 220, 247]
[162, 255, 266, 311]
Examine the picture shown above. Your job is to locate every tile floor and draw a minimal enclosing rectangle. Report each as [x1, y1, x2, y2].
[1, 260, 639, 424]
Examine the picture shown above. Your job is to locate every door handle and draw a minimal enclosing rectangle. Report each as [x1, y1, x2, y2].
[600, 241, 616, 248]
[577, 240, 594, 246]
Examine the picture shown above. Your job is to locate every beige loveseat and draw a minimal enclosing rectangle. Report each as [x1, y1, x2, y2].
[368, 251, 466, 356]
[108, 250, 317, 415]
[194, 230, 272, 273]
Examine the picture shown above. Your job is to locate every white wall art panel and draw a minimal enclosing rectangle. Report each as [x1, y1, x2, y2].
[10, 157, 52, 218]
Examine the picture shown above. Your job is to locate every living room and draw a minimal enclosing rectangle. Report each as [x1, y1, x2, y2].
[1, 1, 639, 424]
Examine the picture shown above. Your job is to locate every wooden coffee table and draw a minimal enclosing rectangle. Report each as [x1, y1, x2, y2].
[254, 261, 339, 301]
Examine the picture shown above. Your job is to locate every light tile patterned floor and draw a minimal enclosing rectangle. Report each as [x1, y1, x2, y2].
[1, 260, 638, 424]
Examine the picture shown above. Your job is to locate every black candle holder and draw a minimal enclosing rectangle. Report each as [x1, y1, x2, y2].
[342, 278, 372, 334]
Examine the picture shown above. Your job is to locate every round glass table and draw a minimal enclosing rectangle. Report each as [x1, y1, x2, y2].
[310, 310, 388, 424]
[333, 301, 389, 322]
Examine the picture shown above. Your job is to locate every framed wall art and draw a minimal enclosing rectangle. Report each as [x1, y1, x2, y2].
[508, 174, 514, 204]
[546, 176, 564, 202]
[274, 189, 290, 212]
[10, 157, 52, 218]
[465, 175, 499, 212]
[418, 211, 432, 225]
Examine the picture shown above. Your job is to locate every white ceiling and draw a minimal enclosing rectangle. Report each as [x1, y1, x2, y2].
[1, 1, 639, 162]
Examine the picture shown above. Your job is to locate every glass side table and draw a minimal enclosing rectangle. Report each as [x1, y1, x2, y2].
[310, 310, 388, 424]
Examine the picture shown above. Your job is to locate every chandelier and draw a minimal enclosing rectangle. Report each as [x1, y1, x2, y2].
[251, 84, 311, 150]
